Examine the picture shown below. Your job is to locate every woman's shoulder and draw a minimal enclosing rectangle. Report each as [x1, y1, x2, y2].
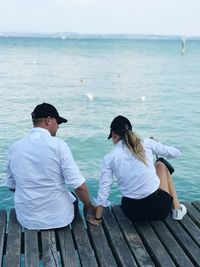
[142, 137, 153, 146]
[142, 137, 161, 152]
[104, 141, 128, 162]
[104, 147, 116, 161]
[103, 143, 122, 162]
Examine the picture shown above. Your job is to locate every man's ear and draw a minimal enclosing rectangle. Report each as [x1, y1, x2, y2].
[45, 116, 52, 125]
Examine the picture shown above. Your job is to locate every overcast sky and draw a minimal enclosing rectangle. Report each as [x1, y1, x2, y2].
[0, 0, 200, 36]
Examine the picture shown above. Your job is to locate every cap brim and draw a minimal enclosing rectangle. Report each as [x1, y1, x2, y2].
[57, 117, 68, 125]
[108, 130, 112, 139]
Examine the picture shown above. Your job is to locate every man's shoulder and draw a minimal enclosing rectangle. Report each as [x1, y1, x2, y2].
[50, 137, 71, 153]
[51, 136, 68, 146]
[9, 137, 27, 150]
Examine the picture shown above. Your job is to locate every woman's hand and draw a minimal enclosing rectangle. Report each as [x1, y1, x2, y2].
[84, 204, 99, 225]
[92, 205, 103, 226]
[84, 205, 103, 226]
[95, 205, 103, 219]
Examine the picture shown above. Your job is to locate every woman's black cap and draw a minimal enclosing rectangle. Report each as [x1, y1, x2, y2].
[31, 103, 67, 125]
[108, 115, 132, 139]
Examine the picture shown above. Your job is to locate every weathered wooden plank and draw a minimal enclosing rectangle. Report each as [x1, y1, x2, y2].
[192, 201, 200, 212]
[151, 220, 194, 267]
[179, 214, 200, 247]
[56, 226, 78, 267]
[134, 221, 176, 267]
[165, 217, 200, 266]
[1, 201, 200, 267]
[102, 207, 137, 267]
[5, 209, 22, 267]
[87, 220, 117, 267]
[184, 202, 200, 227]
[0, 210, 7, 267]
[112, 205, 154, 267]
[72, 214, 98, 267]
[24, 228, 39, 267]
[41, 230, 59, 267]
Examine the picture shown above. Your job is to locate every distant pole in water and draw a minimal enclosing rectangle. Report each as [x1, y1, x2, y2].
[182, 38, 186, 54]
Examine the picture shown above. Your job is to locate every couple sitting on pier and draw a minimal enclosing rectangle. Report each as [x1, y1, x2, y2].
[6, 103, 187, 230]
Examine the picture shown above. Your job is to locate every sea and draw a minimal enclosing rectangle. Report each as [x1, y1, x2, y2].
[0, 36, 200, 211]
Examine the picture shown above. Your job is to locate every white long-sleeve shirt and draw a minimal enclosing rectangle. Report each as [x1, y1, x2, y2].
[6, 127, 85, 230]
[96, 138, 181, 206]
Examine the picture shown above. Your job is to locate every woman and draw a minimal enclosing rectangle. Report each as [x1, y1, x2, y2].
[91, 115, 186, 225]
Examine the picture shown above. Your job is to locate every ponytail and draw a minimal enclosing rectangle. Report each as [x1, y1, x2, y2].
[124, 130, 147, 165]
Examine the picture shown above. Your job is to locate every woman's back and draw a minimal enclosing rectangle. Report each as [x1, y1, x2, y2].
[103, 139, 159, 199]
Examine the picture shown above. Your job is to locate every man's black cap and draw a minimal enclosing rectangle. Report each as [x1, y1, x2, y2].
[31, 103, 67, 125]
[108, 115, 132, 139]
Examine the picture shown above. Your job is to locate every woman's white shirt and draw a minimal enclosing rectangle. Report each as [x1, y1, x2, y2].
[96, 138, 181, 207]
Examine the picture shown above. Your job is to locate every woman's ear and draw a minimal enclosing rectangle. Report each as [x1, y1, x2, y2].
[112, 132, 120, 143]
[112, 132, 117, 140]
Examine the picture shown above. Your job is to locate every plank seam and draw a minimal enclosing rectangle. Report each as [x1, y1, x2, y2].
[163, 219, 200, 266]
[133, 222, 162, 267]
[85, 224, 103, 267]
[111, 207, 146, 267]
[150, 221, 193, 267]
[179, 220, 200, 249]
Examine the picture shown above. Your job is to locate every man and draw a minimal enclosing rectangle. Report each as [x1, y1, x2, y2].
[6, 103, 94, 229]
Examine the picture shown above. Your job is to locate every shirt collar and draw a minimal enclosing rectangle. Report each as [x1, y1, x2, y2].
[115, 139, 131, 154]
[116, 139, 124, 147]
[31, 127, 51, 136]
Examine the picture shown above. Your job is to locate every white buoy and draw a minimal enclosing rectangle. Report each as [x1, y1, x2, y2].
[182, 38, 186, 54]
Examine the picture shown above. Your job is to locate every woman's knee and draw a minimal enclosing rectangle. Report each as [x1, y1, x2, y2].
[155, 161, 166, 173]
[155, 161, 170, 193]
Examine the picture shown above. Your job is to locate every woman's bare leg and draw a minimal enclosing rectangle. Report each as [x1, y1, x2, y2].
[155, 161, 180, 209]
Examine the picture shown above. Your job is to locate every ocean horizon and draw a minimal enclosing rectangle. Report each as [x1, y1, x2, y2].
[1, 32, 200, 40]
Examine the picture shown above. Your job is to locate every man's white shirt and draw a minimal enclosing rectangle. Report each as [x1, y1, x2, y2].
[7, 127, 85, 229]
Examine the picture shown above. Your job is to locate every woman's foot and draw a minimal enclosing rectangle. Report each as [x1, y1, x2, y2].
[172, 204, 187, 220]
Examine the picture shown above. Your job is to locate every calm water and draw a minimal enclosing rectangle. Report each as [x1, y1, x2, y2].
[0, 37, 200, 210]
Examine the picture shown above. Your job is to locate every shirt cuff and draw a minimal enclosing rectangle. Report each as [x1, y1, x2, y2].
[6, 181, 16, 189]
[73, 176, 86, 189]
[94, 197, 111, 207]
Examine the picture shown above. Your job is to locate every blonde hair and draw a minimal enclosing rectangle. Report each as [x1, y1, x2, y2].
[123, 130, 147, 165]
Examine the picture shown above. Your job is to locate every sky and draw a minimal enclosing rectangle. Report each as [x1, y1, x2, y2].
[0, 0, 200, 36]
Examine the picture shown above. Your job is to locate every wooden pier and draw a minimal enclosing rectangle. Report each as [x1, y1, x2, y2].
[0, 201, 200, 266]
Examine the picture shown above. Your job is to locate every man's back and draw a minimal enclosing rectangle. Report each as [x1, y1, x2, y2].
[7, 127, 84, 229]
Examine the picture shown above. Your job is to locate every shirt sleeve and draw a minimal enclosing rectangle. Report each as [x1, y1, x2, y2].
[96, 156, 113, 207]
[146, 138, 182, 159]
[6, 148, 16, 189]
[60, 142, 85, 189]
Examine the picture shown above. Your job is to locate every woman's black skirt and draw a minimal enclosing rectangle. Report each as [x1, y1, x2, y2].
[121, 189, 173, 222]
